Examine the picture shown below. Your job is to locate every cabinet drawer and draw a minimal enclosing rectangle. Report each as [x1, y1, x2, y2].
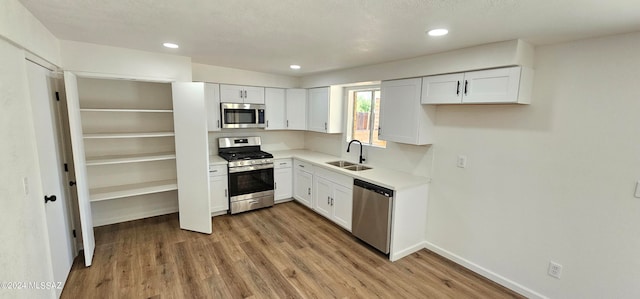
[294, 160, 314, 173]
[208, 164, 228, 176]
[274, 158, 292, 169]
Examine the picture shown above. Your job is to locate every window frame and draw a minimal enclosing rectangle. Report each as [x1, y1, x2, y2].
[345, 85, 386, 148]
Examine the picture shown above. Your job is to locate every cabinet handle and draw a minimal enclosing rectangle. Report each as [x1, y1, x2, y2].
[274, 182, 277, 189]
[308, 188, 311, 195]
[266, 120, 269, 128]
[378, 127, 381, 136]
[327, 196, 330, 205]
[286, 120, 289, 127]
[240, 90, 243, 99]
[456, 81, 460, 95]
[331, 197, 334, 206]
[44, 195, 57, 203]
[279, 162, 287, 165]
[244, 90, 247, 98]
[324, 122, 327, 131]
[225, 189, 228, 197]
[211, 170, 218, 173]
[217, 119, 220, 128]
[299, 165, 305, 168]
[464, 80, 468, 95]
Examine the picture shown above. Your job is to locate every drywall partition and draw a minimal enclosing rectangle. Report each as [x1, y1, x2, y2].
[193, 63, 300, 88]
[0, 38, 56, 298]
[427, 32, 640, 298]
[301, 39, 534, 88]
[60, 40, 192, 82]
[0, 0, 61, 66]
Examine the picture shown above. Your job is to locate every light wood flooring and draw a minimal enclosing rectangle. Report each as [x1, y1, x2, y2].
[62, 201, 524, 298]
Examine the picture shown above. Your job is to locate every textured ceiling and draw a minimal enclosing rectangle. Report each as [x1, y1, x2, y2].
[18, 0, 640, 76]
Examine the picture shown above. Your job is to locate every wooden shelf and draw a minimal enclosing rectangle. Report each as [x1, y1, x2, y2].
[86, 152, 176, 166]
[83, 132, 175, 139]
[90, 179, 178, 202]
[80, 108, 173, 113]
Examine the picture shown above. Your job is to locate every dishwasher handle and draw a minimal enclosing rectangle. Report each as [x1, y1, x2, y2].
[354, 179, 394, 197]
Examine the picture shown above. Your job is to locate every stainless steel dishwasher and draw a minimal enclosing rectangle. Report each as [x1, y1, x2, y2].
[352, 179, 394, 254]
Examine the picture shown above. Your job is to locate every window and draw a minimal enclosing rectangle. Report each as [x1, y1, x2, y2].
[351, 89, 386, 147]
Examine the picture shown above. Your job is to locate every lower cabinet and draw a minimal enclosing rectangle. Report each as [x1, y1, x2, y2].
[293, 159, 314, 208]
[313, 168, 353, 231]
[274, 158, 293, 202]
[209, 165, 229, 214]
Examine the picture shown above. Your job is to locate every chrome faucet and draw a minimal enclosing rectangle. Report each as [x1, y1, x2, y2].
[347, 139, 366, 164]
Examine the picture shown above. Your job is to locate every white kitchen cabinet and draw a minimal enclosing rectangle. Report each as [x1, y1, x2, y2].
[285, 88, 307, 130]
[274, 158, 293, 202]
[313, 168, 353, 231]
[204, 83, 222, 131]
[421, 66, 534, 104]
[220, 84, 265, 104]
[379, 78, 435, 145]
[307, 86, 343, 133]
[209, 165, 229, 214]
[293, 159, 314, 208]
[265, 88, 287, 130]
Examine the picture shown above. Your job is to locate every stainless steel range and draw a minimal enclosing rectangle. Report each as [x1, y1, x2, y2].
[218, 137, 274, 214]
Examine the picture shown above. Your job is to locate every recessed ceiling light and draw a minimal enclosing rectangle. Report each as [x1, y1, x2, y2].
[427, 29, 449, 37]
[163, 42, 179, 49]
[290, 65, 301, 70]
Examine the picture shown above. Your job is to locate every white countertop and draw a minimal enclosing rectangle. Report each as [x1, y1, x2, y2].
[270, 149, 430, 191]
[208, 155, 228, 165]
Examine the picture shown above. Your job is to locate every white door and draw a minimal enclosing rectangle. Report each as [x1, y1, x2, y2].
[28, 63, 75, 295]
[461, 67, 521, 103]
[332, 184, 353, 231]
[313, 177, 332, 219]
[379, 78, 422, 144]
[307, 87, 329, 132]
[243, 86, 265, 104]
[265, 88, 286, 130]
[285, 89, 307, 130]
[293, 169, 313, 208]
[63, 71, 96, 267]
[219, 84, 244, 103]
[421, 73, 464, 104]
[274, 168, 292, 201]
[210, 174, 229, 213]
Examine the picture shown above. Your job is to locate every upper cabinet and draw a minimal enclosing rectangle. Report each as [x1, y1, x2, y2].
[307, 86, 343, 133]
[379, 78, 435, 145]
[220, 84, 265, 104]
[285, 89, 307, 130]
[265, 88, 287, 130]
[421, 66, 534, 104]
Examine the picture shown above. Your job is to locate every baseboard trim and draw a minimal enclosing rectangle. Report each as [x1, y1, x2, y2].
[390, 241, 428, 262]
[93, 207, 179, 227]
[424, 242, 547, 299]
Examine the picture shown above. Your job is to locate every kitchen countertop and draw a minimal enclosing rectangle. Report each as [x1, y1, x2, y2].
[208, 155, 228, 165]
[270, 149, 430, 191]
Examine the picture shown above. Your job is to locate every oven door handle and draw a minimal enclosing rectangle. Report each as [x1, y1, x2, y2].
[228, 163, 274, 173]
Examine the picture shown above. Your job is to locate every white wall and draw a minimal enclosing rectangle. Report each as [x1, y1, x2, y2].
[0, 0, 61, 66]
[427, 32, 640, 299]
[0, 39, 55, 299]
[60, 40, 192, 81]
[192, 63, 300, 88]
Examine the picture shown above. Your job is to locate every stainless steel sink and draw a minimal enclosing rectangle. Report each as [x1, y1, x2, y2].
[344, 165, 372, 171]
[326, 160, 356, 167]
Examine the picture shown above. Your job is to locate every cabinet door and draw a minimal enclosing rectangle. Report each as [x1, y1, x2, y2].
[243, 86, 265, 104]
[307, 87, 329, 132]
[293, 169, 313, 208]
[379, 78, 422, 144]
[220, 84, 244, 103]
[274, 167, 292, 201]
[210, 175, 229, 213]
[265, 88, 286, 130]
[313, 177, 333, 219]
[286, 89, 307, 130]
[205, 83, 221, 131]
[421, 73, 464, 104]
[462, 67, 521, 103]
[332, 184, 353, 231]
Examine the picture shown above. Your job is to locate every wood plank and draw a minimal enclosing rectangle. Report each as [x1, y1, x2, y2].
[61, 202, 525, 299]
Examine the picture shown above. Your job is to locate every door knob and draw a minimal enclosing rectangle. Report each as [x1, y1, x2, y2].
[44, 195, 57, 203]
[69, 181, 76, 186]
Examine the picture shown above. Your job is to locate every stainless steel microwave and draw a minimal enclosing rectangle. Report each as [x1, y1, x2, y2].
[221, 103, 266, 129]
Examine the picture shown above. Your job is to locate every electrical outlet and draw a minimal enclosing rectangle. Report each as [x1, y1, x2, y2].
[456, 155, 467, 168]
[548, 261, 563, 279]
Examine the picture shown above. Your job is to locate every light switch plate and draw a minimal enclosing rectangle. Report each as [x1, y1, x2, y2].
[457, 155, 467, 168]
